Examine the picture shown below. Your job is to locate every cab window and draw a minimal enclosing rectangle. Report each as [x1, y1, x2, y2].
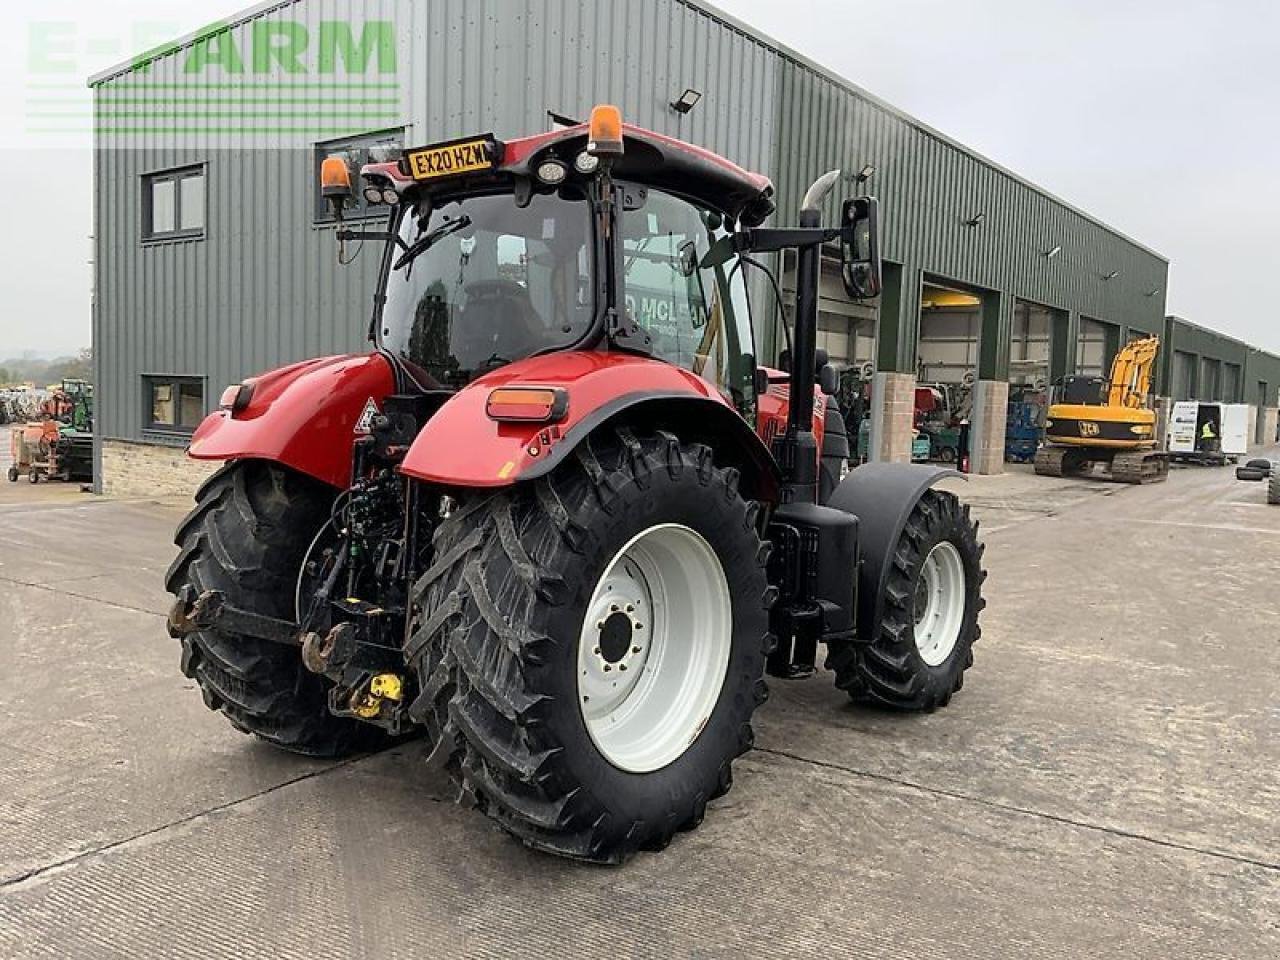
[621, 191, 755, 409]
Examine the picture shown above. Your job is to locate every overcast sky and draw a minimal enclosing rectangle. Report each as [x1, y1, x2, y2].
[1, 0, 1277, 357]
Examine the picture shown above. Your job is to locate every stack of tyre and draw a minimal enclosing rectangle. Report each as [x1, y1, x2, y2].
[1235, 458, 1280, 505]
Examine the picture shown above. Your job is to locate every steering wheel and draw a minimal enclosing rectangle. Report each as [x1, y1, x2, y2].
[457, 278, 543, 367]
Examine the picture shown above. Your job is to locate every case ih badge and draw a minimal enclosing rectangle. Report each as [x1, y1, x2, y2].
[167, 105, 986, 864]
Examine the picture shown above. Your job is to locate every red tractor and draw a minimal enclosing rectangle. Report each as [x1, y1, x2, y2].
[167, 105, 985, 863]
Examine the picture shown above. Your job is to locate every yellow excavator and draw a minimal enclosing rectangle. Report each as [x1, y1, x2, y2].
[1034, 335, 1168, 483]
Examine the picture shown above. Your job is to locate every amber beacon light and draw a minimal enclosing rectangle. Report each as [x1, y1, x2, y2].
[587, 104, 624, 158]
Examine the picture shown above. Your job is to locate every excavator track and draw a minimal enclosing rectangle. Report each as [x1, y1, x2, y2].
[1034, 445, 1168, 484]
[1109, 449, 1169, 484]
[1034, 446, 1087, 477]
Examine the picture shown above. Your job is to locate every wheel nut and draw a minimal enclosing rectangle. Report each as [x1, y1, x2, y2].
[626, 604, 635, 613]
[603, 664, 611, 673]
[619, 664, 628, 672]
[593, 647, 601, 656]
[632, 646, 642, 654]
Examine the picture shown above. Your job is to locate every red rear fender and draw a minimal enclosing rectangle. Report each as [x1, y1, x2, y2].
[400, 352, 779, 500]
[188, 353, 396, 489]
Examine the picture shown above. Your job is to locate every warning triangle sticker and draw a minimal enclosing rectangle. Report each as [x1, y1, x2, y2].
[354, 398, 380, 435]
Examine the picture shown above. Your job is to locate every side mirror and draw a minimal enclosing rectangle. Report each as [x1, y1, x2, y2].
[840, 196, 882, 300]
[819, 364, 839, 397]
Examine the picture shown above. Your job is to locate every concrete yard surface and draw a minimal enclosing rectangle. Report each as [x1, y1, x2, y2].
[0, 447, 1277, 959]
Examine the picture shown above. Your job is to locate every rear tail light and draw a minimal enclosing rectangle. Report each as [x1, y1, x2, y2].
[485, 387, 569, 423]
[219, 382, 255, 414]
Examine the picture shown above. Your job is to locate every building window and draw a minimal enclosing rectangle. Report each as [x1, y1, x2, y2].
[145, 376, 205, 434]
[314, 128, 404, 223]
[143, 166, 206, 241]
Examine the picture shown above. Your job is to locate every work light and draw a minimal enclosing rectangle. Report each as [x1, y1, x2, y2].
[536, 160, 568, 185]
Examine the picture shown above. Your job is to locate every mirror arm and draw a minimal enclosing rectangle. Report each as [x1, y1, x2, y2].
[700, 227, 840, 270]
[736, 227, 840, 254]
[337, 229, 408, 252]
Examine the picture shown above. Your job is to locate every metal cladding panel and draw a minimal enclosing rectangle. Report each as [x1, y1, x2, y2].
[770, 58, 1169, 339]
[1162, 316, 1280, 400]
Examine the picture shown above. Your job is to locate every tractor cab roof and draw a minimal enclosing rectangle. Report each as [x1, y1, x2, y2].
[362, 122, 776, 228]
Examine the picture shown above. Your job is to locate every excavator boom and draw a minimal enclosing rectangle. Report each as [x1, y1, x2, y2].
[1106, 336, 1160, 409]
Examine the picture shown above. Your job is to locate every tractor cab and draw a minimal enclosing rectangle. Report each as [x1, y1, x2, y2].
[373, 159, 757, 416]
[324, 107, 773, 420]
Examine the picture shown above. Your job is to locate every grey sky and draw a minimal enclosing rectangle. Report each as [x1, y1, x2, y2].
[1, 0, 1276, 357]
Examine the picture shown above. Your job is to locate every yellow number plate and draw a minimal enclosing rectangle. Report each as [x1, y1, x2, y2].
[404, 137, 495, 181]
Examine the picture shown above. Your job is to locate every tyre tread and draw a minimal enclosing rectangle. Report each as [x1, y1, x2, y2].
[168, 461, 377, 757]
[829, 489, 984, 711]
[406, 428, 770, 863]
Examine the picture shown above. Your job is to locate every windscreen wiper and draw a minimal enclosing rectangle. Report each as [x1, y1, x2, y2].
[394, 216, 473, 272]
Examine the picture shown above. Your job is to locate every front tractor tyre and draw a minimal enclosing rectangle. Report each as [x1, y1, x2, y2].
[165, 461, 380, 757]
[408, 429, 773, 863]
[831, 489, 985, 711]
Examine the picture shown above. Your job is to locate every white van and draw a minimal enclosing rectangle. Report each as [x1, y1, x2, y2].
[1167, 401, 1249, 464]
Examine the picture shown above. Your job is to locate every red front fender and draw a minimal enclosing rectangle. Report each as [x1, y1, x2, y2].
[399, 352, 776, 495]
[188, 353, 396, 489]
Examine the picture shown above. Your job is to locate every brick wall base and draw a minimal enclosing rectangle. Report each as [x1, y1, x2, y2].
[870, 372, 916, 463]
[1259, 407, 1279, 449]
[101, 439, 220, 499]
[1153, 396, 1173, 447]
[969, 379, 1009, 475]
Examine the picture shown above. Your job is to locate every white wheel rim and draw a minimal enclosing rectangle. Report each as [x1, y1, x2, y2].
[577, 524, 732, 774]
[912, 541, 966, 667]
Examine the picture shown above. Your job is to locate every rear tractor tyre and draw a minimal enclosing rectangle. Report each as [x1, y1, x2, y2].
[833, 490, 985, 711]
[1236, 467, 1265, 482]
[1268, 470, 1280, 505]
[165, 461, 382, 757]
[407, 428, 773, 863]
[6, 466, 17, 483]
